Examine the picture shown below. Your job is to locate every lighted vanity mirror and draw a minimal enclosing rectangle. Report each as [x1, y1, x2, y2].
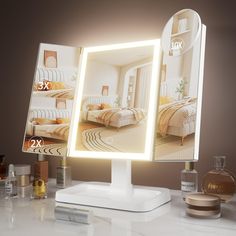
[68, 40, 160, 160]
[22, 43, 80, 156]
[153, 9, 206, 161]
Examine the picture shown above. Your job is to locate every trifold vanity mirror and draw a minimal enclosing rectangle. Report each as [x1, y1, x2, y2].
[22, 9, 206, 162]
[23, 9, 206, 212]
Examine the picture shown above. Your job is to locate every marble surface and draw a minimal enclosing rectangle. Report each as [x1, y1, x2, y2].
[0, 180, 235, 236]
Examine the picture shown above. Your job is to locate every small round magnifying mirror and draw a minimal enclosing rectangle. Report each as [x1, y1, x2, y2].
[161, 9, 201, 56]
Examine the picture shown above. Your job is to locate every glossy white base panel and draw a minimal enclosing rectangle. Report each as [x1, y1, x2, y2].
[55, 182, 171, 212]
[1, 180, 236, 236]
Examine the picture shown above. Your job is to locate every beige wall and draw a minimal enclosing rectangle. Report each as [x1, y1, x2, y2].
[0, 0, 235, 190]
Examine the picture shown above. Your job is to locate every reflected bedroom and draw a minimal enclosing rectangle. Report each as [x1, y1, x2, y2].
[75, 45, 155, 154]
[154, 9, 203, 161]
[22, 44, 80, 156]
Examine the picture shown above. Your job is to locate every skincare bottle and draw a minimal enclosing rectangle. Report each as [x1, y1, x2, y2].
[0, 154, 7, 196]
[5, 164, 18, 198]
[181, 162, 198, 200]
[15, 164, 31, 198]
[32, 178, 47, 199]
[202, 156, 236, 202]
[34, 154, 48, 183]
[56, 156, 72, 188]
[0, 154, 6, 179]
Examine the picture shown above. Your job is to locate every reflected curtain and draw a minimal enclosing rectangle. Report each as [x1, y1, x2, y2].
[134, 64, 151, 110]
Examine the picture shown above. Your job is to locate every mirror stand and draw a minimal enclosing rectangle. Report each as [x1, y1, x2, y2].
[55, 159, 170, 212]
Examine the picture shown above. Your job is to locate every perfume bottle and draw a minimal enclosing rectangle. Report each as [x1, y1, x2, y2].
[32, 178, 47, 199]
[181, 162, 198, 200]
[34, 154, 48, 183]
[202, 156, 236, 202]
[5, 164, 18, 198]
[56, 157, 72, 188]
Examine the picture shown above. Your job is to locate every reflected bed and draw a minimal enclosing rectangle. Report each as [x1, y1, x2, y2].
[157, 98, 196, 145]
[81, 96, 146, 128]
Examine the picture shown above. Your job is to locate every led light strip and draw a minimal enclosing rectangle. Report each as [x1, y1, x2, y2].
[68, 39, 161, 160]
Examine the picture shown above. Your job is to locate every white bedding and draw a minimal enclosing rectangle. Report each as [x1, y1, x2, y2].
[84, 108, 145, 128]
[157, 99, 197, 138]
[26, 122, 69, 141]
[87, 109, 134, 122]
[164, 102, 196, 127]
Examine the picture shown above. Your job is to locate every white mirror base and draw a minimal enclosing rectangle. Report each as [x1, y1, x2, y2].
[55, 182, 171, 212]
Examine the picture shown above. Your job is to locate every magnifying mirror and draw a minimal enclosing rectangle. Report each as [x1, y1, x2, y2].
[153, 9, 206, 161]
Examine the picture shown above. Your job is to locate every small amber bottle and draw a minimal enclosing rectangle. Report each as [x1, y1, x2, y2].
[34, 154, 48, 183]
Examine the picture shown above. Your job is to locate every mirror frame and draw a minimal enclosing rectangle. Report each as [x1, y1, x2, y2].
[68, 40, 161, 160]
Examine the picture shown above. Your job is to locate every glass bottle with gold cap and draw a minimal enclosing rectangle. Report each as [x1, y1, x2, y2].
[56, 156, 71, 188]
[32, 178, 47, 199]
[181, 162, 198, 200]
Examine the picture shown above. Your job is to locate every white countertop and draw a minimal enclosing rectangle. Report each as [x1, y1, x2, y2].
[0, 180, 235, 236]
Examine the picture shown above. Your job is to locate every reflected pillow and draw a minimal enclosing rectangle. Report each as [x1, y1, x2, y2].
[87, 104, 101, 111]
[101, 103, 112, 110]
[34, 80, 65, 91]
[50, 82, 65, 90]
[159, 96, 172, 105]
[33, 118, 57, 125]
[56, 118, 70, 124]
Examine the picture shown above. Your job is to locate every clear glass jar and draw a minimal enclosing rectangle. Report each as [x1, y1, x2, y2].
[202, 156, 236, 202]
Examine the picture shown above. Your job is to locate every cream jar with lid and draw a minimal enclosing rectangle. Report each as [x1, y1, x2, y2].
[15, 164, 31, 198]
[15, 164, 31, 186]
[185, 193, 221, 218]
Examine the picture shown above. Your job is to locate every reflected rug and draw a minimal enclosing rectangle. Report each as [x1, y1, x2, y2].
[26, 143, 67, 156]
[156, 134, 181, 145]
[81, 123, 146, 152]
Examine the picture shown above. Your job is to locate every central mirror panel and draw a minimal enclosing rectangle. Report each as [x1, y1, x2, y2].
[68, 40, 160, 160]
